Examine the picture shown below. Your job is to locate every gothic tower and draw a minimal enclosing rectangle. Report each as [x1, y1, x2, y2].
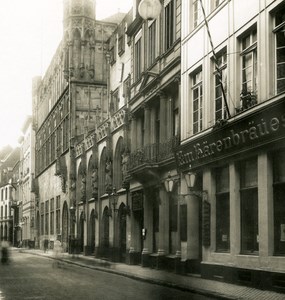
[63, 0, 96, 81]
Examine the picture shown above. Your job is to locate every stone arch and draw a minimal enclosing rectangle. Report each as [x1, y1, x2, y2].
[89, 209, 96, 254]
[114, 137, 124, 190]
[101, 206, 110, 253]
[62, 201, 69, 252]
[76, 162, 85, 204]
[117, 202, 127, 262]
[78, 211, 85, 252]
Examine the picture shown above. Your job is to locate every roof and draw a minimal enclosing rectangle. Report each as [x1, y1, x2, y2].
[100, 12, 127, 24]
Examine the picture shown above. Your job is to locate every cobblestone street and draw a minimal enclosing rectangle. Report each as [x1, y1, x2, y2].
[0, 249, 211, 300]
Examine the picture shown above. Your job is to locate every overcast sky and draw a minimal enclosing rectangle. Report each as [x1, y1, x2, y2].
[0, 0, 132, 149]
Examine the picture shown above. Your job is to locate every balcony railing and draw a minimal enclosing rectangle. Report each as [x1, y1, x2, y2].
[128, 135, 180, 170]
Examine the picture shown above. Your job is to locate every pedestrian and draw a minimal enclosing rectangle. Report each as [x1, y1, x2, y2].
[44, 239, 48, 253]
[53, 239, 63, 268]
[1, 240, 10, 264]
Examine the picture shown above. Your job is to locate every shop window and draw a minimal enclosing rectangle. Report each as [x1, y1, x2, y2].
[273, 6, 285, 94]
[213, 49, 228, 122]
[240, 158, 259, 254]
[180, 204, 187, 241]
[239, 27, 258, 110]
[165, 0, 175, 51]
[216, 166, 230, 252]
[191, 68, 203, 134]
[273, 150, 285, 255]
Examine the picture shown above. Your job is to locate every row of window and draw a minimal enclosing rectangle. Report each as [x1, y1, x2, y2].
[40, 196, 61, 236]
[0, 205, 9, 219]
[134, 0, 176, 81]
[190, 6, 285, 134]
[216, 150, 285, 255]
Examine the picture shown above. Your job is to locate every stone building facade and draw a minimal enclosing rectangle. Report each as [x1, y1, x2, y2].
[33, 0, 120, 252]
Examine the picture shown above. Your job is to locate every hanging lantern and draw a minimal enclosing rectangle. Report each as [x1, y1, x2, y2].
[138, 0, 162, 20]
[184, 172, 197, 189]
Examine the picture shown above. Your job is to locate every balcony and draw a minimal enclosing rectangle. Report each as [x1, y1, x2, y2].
[128, 135, 180, 172]
[236, 90, 257, 114]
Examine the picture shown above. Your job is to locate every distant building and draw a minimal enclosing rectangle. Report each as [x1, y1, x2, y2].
[0, 147, 20, 243]
[17, 116, 36, 248]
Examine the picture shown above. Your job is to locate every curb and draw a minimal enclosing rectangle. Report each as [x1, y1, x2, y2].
[21, 249, 237, 300]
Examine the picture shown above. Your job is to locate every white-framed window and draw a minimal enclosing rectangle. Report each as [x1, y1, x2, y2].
[211, 0, 223, 11]
[191, 68, 203, 134]
[273, 6, 285, 94]
[193, 0, 203, 28]
[240, 28, 257, 96]
[213, 49, 227, 121]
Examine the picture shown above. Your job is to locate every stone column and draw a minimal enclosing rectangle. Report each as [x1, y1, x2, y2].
[159, 91, 167, 143]
[157, 188, 169, 269]
[187, 194, 200, 260]
[142, 190, 153, 267]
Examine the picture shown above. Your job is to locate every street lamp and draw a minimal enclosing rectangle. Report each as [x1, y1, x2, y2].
[138, 0, 162, 20]
[184, 171, 207, 199]
[164, 172, 174, 193]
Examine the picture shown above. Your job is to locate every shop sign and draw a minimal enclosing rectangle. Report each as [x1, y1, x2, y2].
[132, 191, 143, 211]
[175, 99, 285, 171]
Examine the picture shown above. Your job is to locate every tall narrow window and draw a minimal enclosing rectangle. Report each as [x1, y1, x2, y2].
[193, 0, 202, 28]
[240, 28, 257, 97]
[45, 200, 49, 235]
[240, 158, 258, 254]
[134, 30, 142, 81]
[273, 150, 285, 255]
[192, 68, 203, 134]
[216, 166, 230, 252]
[165, 0, 174, 50]
[40, 203, 44, 235]
[214, 50, 227, 122]
[56, 196, 61, 235]
[50, 198, 54, 235]
[148, 21, 156, 66]
[273, 7, 285, 94]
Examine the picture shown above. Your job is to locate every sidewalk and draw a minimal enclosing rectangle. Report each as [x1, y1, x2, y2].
[19, 248, 285, 300]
